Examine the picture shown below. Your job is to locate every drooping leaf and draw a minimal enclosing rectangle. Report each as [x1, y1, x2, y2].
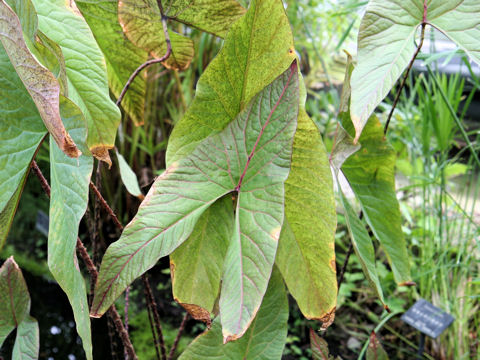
[48, 97, 94, 360]
[91, 62, 299, 344]
[118, 0, 194, 71]
[0, 0, 80, 157]
[366, 331, 389, 360]
[337, 186, 386, 306]
[350, 0, 480, 141]
[342, 117, 411, 285]
[310, 329, 335, 360]
[75, 0, 148, 126]
[115, 149, 144, 199]
[166, 0, 296, 164]
[178, 268, 288, 360]
[0, 171, 28, 252]
[165, 0, 246, 38]
[0, 43, 46, 213]
[276, 109, 337, 325]
[170, 196, 233, 322]
[12, 315, 39, 360]
[0, 257, 29, 346]
[32, 0, 121, 165]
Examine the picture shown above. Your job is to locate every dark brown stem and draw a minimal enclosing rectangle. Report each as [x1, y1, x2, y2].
[142, 275, 167, 360]
[89, 181, 124, 231]
[30, 160, 137, 360]
[108, 307, 138, 360]
[124, 286, 130, 360]
[337, 241, 353, 291]
[384, 22, 427, 135]
[145, 295, 162, 360]
[167, 313, 189, 360]
[116, 10, 171, 107]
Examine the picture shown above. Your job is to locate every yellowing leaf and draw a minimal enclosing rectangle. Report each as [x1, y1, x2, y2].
[91, 63, 299, 344]
[119, 0, 194, 70]
[0, 0, 80, 157]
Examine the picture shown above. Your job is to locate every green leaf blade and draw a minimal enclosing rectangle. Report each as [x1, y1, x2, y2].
[91, 62, 299, 337]
[115, 150, 144, 199]
[48, 97, 94, 360]
[276, 109, 337, 325]
[170, 196, 233, 322]
[179, 268, 288, 360]
[0, 44, 46, 213]
[342, 117, 411, 285]
[166, 0, 296, 164]
[32, 0, 121, 164]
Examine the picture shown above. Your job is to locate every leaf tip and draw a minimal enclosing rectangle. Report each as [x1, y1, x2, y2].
[319, 306, 336, 331]
[91, 146, 112, 168]
[399, 281, 416, 287]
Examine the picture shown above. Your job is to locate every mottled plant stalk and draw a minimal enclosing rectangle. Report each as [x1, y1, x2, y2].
[30, 159, 138, 360]
[167, 313, 189, 360]
[124, 286, 130, 360]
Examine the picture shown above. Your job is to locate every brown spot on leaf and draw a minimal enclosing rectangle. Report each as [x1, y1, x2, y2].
[399, 281, 416, 287]
[330, 259, 336, 273]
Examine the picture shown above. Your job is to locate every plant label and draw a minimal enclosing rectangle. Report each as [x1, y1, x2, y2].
[401, 299, 454, 338]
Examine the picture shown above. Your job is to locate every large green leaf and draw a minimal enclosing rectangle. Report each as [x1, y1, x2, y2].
[170, 196, 233, 322]
[48, 97, 94, 360]
[178, 268, 288, 360]
[12, 315, 39, 360]
[0, 43, 46, 213]
[342, 117, 411, 285]
[276, 109, 337, 324]
[75, 0, 148, 126]
[32, 0, 121, 165]
[165, 0, 246, 38]
[0, 257, 30, 346]
[118, 0, 194, 71]
[337, 187, 385, 306]
[350, 0, 480, 140]
[166, 0, 296, 164]
[0, 0, 80, 157]
[91, 62, 299, 343]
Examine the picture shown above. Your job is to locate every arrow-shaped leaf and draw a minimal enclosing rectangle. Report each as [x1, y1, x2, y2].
[350, 0, 480, 140]
[32, 0, 121, 165]
[12, 315, 39, 360]
[178, 268, 288, 360]
[91, 61, 299, 343]
[0, 0, 80, 158]
[366, 331, 389, 360]
[310, 329, 335, 360]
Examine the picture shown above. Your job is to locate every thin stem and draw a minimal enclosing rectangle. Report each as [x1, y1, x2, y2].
[167, 313, 189, 360]
[142, 275, 167, 360]
[89, 181, 123, 231]
[30, 160, 137, 360]
[124, 286, 130, 360]
[384, 22, 426, 135]
[116, 10, 171, 107]
[337, 241, 353, 291]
